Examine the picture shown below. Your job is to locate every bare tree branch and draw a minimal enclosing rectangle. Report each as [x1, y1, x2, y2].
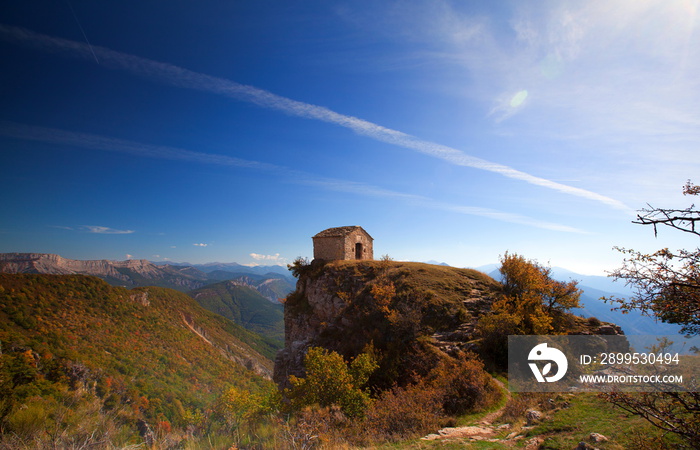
[633, 205, 700, 237]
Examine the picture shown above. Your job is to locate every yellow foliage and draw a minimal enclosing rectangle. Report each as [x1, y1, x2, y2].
[370, 280, 395, 315]
[286, 347, 378, 418]
[476, 252, 582, 368]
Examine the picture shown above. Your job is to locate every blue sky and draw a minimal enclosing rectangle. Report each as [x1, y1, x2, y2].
[1, 0, 699, 274]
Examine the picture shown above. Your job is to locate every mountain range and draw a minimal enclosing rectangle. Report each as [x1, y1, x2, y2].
[1, 253, 686, 340]
[154, 260, 293, 278]
[0, 253, 295, 294]
[0, 253, 294, 346]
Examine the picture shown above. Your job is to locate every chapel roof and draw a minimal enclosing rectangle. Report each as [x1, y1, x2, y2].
[313, 226, 372, 239]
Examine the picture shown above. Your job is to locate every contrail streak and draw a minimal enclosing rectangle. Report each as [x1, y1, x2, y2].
[0, 120, 587, 234]
[0, 24, 630, 212]
[64, 0, 99, 64]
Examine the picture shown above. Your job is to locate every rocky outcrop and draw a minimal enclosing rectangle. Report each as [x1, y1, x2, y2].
[273, 260, 626, 390]
[274, 265, 357, 385]
[129, 290, 150, 306]
[273, 260, 502, 388]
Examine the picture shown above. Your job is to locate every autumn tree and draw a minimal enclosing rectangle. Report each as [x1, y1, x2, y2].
[477, 252, 582, 368]
[607, 181, 700, 335]
[503, 252, 581, 312]
[604, 181, 700, 447]
[493, 251, 581, 333]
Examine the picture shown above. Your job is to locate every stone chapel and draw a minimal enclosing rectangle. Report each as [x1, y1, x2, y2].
[312, 226, 373, 261]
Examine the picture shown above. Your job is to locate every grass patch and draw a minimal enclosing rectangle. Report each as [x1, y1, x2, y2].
[531, 393, 683, 449]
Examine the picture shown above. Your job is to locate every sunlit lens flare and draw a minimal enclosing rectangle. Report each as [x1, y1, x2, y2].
[510, 90, 529, 108]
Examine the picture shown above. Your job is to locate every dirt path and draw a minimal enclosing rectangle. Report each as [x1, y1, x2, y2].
[421, 377, 512, 442]
[420, 379, 548, 449]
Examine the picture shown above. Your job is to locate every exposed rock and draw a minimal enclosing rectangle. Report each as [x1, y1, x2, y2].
[524, 436, 545, 450]
[576, 442, 599, 450]
[596, 325, 622, 335]
[421, 434, 441, 441]
[136, 419, 155, 446]
[422, 426, 495, 441]
[129, 291, 150, 306]
[526, 409, 543, 426]
[438, 426, 494, 438]
[274, 339, 310, 389]
[589, 432, 608, 443]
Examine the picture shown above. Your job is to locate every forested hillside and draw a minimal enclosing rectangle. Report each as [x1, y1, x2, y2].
[189, 280, 285, 345]
[0, 274, 275, 447]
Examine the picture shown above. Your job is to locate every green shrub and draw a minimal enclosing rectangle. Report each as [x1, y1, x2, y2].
[286, 347, 378, 418]
[6, 399, 49, 437]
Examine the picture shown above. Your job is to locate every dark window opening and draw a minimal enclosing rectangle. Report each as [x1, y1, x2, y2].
[355, 243, 363, 260]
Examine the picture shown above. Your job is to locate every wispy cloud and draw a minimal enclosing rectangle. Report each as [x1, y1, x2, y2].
[248, 253, 286, 266]
[49, 225, 76, 231]
[0, 24, 629, 211]
[0, 121, 587, 233]
[83, 225, 134, 234]
[52, 224, 135, 234]
[193, 243, 208, 247]
[0, 121, 281, 172]
[249, 252, 286, 264]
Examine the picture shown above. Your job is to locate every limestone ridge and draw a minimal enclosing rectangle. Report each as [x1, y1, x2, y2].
[0, 252, 157, 275]
[0, 253, 210, 290]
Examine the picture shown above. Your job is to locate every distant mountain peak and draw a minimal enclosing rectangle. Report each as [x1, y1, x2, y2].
[423, 260, 451, 266]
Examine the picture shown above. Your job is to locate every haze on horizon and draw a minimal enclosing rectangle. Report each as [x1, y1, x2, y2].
[1, 0, 699, 275]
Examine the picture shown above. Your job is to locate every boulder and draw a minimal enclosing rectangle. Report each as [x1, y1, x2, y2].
[526, 409, 543, 426]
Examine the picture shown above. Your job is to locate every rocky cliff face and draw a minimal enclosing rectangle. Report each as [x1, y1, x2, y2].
[0, 253, 209, 290]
